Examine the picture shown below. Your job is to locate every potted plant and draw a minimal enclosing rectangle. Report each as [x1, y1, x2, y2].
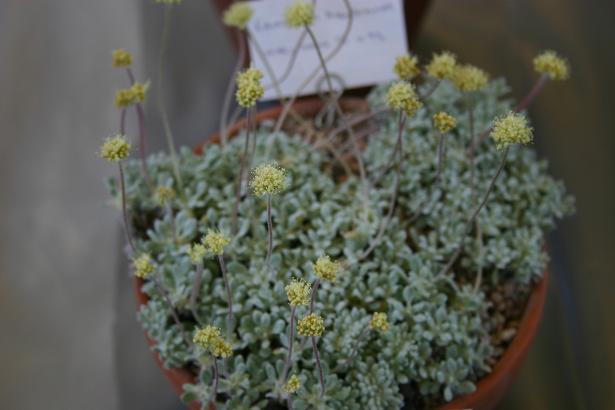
[99, 1, 574, 409]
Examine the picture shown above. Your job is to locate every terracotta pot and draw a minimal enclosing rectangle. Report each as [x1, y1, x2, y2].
[132, 98, 550, 410]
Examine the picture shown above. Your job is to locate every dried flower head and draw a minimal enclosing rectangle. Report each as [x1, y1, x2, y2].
[193, 325, 221, 349]
[426, 51, 457, 79]
[490, 112, 533, 150]
[202, 229, 230, 255]
[370, 312, 389, 332]
[394, 54, 420, 80]
[115, 88, 136, 108]
[285, 1, 315, 28]
[130, 82, 149, 103]
[155, 185, 175, 205]
[210, 337, 233, 358]
[386, 82, 422, 117]
[235, 67, 264, 107]
[187, 243, 206, 264]
[285, 278, 311, 306]
[312, 255, 340, 281]
[432, 112, 457, 133]
[223, 2, 253, 29]
[112, 49, 132, 68]
[297, 313, 325, 337]
[533, 50, 570, 81]
[250, 162, 287, 196]
[451, 64, 489, 92]
[282, 374, 301, 394]
[99, 135, 131, 162]
[133, 253, 155, 279]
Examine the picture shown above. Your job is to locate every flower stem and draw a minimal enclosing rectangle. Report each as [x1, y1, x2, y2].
[218, 254, 234, 339]
[220, 29, 246, 147]
[120, 108, 127, 135]
[311, 336, 325, 397]
[153, 273, 191, 347]
[280, 306, 297, 386]
[231, 109, 252, 232]
[125, 68, 153, 187]
[437, 146, 510, 278]
[190, 262, 203, 324]
[337, 326, 369, 371]
[310, 279, 320, 313]
[209, 356, 219, 406]
[157, 5, 183, 190]
[166, 203, 178, 245]
[117, 162, 136, 254]
[266, 194, 273, 265]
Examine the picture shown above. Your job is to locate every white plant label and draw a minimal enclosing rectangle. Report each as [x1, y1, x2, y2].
[246, 0, 408, 101]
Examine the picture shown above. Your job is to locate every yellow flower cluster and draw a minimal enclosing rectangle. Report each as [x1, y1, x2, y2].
[112, 49, 132, 68]
[114, 82, 149, 107]
[203, 229, 230, 256]
[187, 243, 206, 264]
[533, 50, 569, 81]
[386, 82, 422, 117]
[312, 255, 340, 282]
[426, 51, 457, 80]
[452, 64, 488, 92]
[250, 163, 287, 196]
[297, 313, 325, 337]
[133, 253, 155, 279]
[193, 326, 233, 358]
[155, 185, 175, 205]
[285, 278, 311, 306]
[370, 312, 389, 332]
[285, 1, 315, 28]
[223, 2, 253, 29]
[99, 135, 131, 162]
[432, 112, 457, 133]
[394, 54, 420, 80]
[490, 112, 533, 150]
[282, 374, 301, 394]
[235, 68, 264, 108]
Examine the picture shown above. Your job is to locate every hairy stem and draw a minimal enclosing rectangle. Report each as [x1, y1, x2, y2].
[280, 306, 297, 386]
[266, 194, 273, 265]
[220, 29, 246, 147]
[437, 146, 510, 278]
[209, 356, 219, 406]
[126, 68, 152, 187]
[310, 279, 320, 313]
[166, 203, 178, 245]
[218, 254, 234, 339]
[337, 326, 369, 371]
[153, 273, 191, 347]
[312, 336, 325, 397]
[190, 262, 203, 324]
[231, 110, 252, 232]
[118, 162, 136, 254]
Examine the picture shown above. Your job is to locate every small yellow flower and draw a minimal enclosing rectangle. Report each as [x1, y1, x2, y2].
[99, 135, 131, 162]
[210, 336, 233, 358]
[202, 229, 230, 256]
[490, 112, 533, 150]
[133, 253, 155, 279]
[155, 186, 175, 205]
[370, 312, 389, 332]
[285, 278, 311, 306]
[282, 374, 301, 394]
[394, 54, 420, 80]
[130, 82, 149, 103]
[426, 51, 457, 80]
[250, 163, 287, 196]
[451, 64, 489, 92]
[187, 243, 206, 264]
[386, 82, 422, 117]
[115, 88, 136, 108]
[223, 2, 253, 29]
[533, 50, 570, 81]
[193, 325, 221, 349]
[112, 49, 132, 68]
[312, 255, 340, 282]
[235, 67, 264, 108]
[432, 112, 457, 133]
[285, 1, 315, 28]
[297, 313, 325, 337]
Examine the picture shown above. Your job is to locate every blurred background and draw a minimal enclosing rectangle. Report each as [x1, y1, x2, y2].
[0, 0, 612, 409]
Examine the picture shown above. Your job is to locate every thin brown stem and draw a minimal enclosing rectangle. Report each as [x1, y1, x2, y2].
[311, 336, 325, 397]
[232, 111, 252, 233]
[419, 79, 441, 100]
[153, 273, 191, 347]
[310, 279, 320, 313]
[166, 203, 178, 245]
[437, 146, 510, 278]
[190, 262, 203, 323]
[218, 254, 234, 339]
[220, 29, 246, 147]
[209, 356, 219, 406]
[409, 130, 446, 224]
[125, 68, 152, 187]
[336, 326, 369, 371]
[118, 162, 136, 254]
[266, 194, 273, 265]
[280, 306, 297, 386]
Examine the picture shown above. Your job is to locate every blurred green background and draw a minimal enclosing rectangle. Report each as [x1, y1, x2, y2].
[0, 0, 612, 409]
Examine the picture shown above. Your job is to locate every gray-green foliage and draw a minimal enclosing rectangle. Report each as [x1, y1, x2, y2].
[110, 78, 573, 409]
